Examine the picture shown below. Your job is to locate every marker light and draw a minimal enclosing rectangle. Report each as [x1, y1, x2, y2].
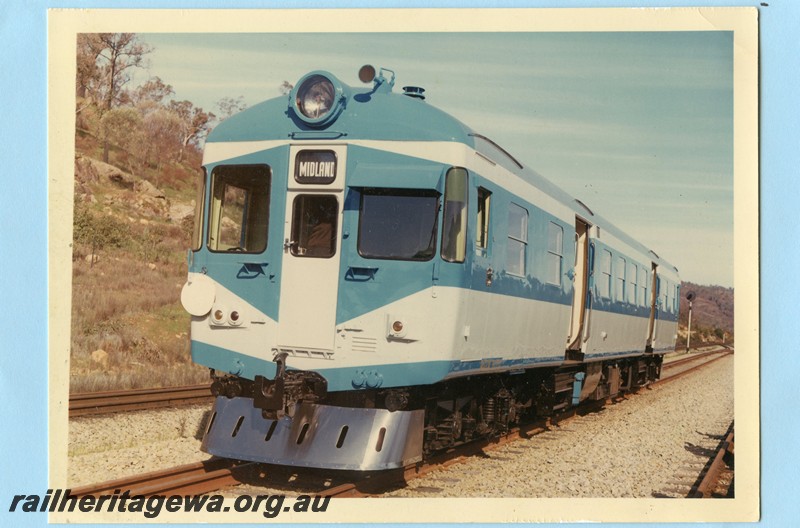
[358, 64, 376, 83]
[290, 71, 346, 127]
[213, 309, 225, 322]
[387, 315, 407, 339]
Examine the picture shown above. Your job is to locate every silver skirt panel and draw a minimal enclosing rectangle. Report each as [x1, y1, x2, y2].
[201, 396, 425, 471]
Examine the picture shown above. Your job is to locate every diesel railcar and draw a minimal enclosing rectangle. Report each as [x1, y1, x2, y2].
[180, 66, 680, 470]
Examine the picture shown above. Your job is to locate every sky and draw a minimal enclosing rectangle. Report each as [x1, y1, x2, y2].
[131, 31, 734, 287]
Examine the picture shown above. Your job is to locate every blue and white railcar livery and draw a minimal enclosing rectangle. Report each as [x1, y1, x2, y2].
[181, 67, 680, 471]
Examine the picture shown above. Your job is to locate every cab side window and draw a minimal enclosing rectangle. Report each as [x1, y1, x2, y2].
[207, 165, 271, 253]
[441, 168, 468, 263]
[476, 187, 492, 252]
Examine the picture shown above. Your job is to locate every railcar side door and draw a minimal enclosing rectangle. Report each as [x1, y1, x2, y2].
[567, 218, 591, 352]
[646, 262, 659, 350]
[277, 145, 347, 353]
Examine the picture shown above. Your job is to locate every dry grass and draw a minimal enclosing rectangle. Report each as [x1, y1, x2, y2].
[70, 150, 207, 394]
[70, 250, 209, 393]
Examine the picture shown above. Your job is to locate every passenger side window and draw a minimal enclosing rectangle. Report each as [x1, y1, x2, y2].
[668, 282, 676, 314]
[599, 249, 612, 298]
[627, 262, 637, 304]
[506, 203, 528, 277]
[546, 222, 563, 285]
[639, 267, 649, 306]
[616, 257, 626, 302]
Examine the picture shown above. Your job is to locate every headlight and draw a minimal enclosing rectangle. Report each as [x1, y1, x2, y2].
[290, 71, 346, 127]
[297, 75, 334, 119]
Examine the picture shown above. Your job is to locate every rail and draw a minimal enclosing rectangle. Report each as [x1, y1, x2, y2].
[69, 384, 212, 418]
[71, 458, 254, 497]
[688, 423, 735, 498]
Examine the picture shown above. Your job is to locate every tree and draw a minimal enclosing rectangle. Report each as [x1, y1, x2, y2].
[95, 33, 152, 112]
[76, 34, 106, 131]
[76, 34, 103, 103]
[100, 107, 145, 173]
[169, 100, 215, 162]
[131, 76, 174, 106]
[279, 81, 294, 95]
[215, 96, 247, 120]
[87, 33, 152, 162]
[142, 108, 183, 173]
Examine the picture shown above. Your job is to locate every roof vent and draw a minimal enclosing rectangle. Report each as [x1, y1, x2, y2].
[402, 86, 425, 100]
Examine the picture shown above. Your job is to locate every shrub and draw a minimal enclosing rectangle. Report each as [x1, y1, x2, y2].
[73, 200, 129, 251]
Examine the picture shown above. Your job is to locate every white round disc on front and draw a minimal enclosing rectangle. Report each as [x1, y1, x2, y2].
[180, 274, 216, 316]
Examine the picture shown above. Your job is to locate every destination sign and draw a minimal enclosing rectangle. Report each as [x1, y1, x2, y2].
[295, 150, 337, 184]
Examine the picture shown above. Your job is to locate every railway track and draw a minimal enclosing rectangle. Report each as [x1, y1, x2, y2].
[689, 422, 735, 498]
[664, 348, 721, 366]
[69, 384, 212, 418]
[71, 348, 732, 499]
[71, 458, 255, 497]
[661, 348, 732, 380]
[68, 347, 729, 419]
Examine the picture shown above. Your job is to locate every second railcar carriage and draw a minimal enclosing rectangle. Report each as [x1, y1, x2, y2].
[180, 66, 680, 470]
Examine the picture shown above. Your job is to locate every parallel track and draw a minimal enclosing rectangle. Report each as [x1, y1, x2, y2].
[71, 458, 255, 497]
[69, 384, 212, 418]
[660, 348, 732, 383]
[663, 348, 730, 370]
[688, 422, 735, 498]
[71, 348, 732, 498]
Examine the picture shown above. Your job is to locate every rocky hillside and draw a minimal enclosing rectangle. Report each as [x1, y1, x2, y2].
[71, 152, 206, 392]
[678, 282, 734, 344]
[74, 154, 195, 226]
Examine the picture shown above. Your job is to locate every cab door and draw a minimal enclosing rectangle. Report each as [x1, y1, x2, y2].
[277, 145, 346, 352]
[202, 163, 279, 322]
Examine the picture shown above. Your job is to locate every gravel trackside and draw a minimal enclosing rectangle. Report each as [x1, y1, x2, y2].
[384, 355, 733, 498]
[67, 405, 213, 488]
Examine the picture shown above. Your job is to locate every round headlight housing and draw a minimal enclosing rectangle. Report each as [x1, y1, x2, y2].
[290, 71, 346, 127]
